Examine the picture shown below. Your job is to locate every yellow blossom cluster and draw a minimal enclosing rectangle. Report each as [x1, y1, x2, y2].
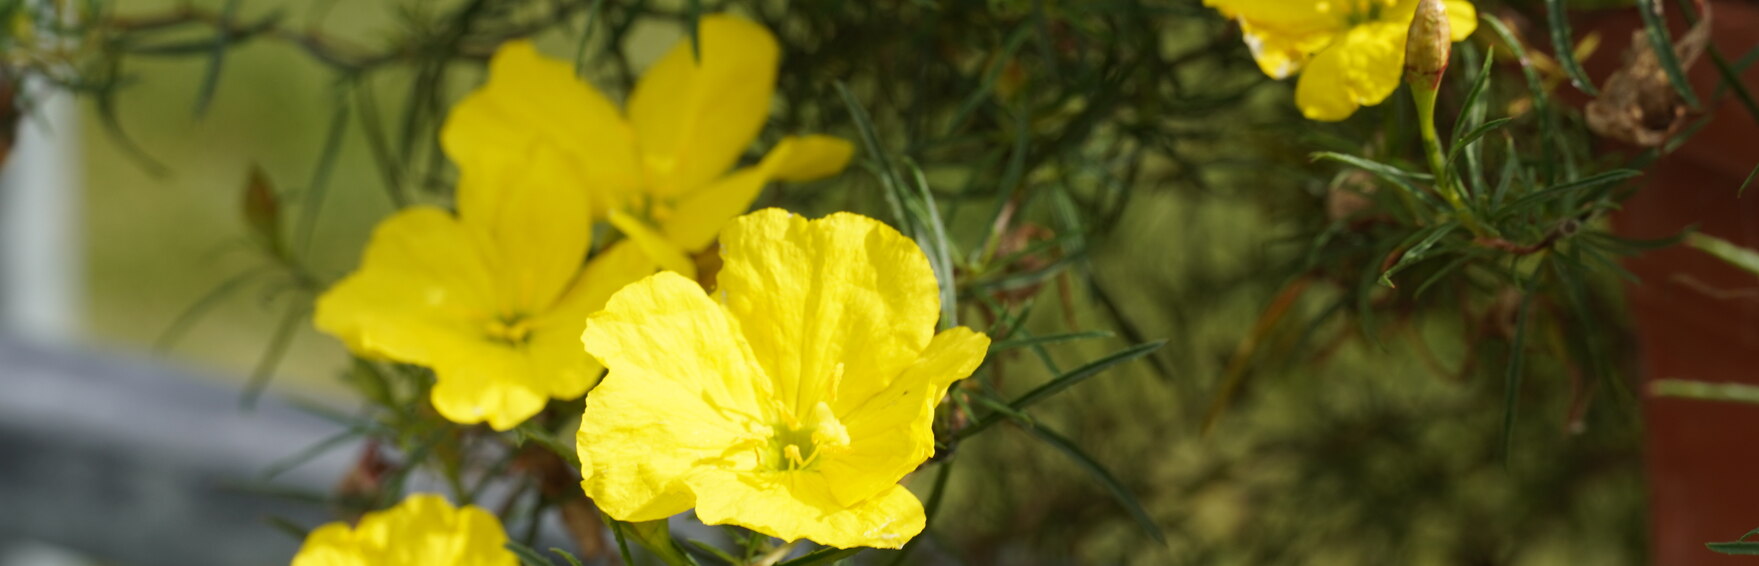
[304, 13, 988, 557]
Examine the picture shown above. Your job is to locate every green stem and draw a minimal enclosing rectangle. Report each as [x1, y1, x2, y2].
[1411, 86, 1486, 237]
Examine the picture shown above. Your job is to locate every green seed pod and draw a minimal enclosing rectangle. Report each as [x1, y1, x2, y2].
[1404, 0, 1453, 91]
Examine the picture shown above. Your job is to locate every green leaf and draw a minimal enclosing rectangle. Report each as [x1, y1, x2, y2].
[154, 266, 273, 352]
[1741, 162, 1759, 197]
[1542, 0, 1598, 95]
[1311, 152, 1438, 211]
[505, 541, 557, 566]
[1379, 222, 1460, 288]
[776, 547, 863, 566]
[1708, 541, 1759, 555]
[1020, 424, 1167, 544]
[260, 425, 367, 481]
[989, 331, 1114, 352]
[956, 340, 1164, 440]
[886, 460, 956, 566]
[548, 548, 585, 566]
[1685, 232, 1759, 278]
[1004, 340, 1165, 414]
[192, 0, 244, 118]
[1497, 169, 1642, 215]
[1653, 379, 1759, 405]
[1501, 288, 1535, 464]
[295, 92, 351, 254]
[1635, 0, 1700, 109]
[1443, 117, 1512, 180]
[513, 422, 582, 470]
[243, 302, 309, 409]
[613, 518, 696, 566]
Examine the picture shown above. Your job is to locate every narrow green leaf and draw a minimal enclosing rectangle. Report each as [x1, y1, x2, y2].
[684, 0, 702, 62]
[1501, 288, 1535, 463]
[504, 541, 557, 566]
[1498, 169, 1642, 215]
[1542, 0, 1598, 95]
[1653, 379, 1759, 404]
[990, 331, 1114, 352]
[548, 548, 585, 566]
[1635, 0, 1700, 108]
[1380, 222, 1460, 287]
[264, 515, 310, 540]
[1443, 117, 1512, 178]
[295, 93, 350, 254]
[1311, 152, 1438, 210]
[1453, 49, 1496, 139]
[685, 540, 741, 566]
[886, 460, 956, 566]
[945, 26, 1033, 136]
[1707, 46, 1759, 125]
[154, 266, 272, 352]
[1708, 541, 1759, 555]
[1741, 162, 1759, 197]
[1005, 340, 1165, 413]
[243, 302, 309, 409]
[1685, 232, 1759, 278]
[777, 547, 863, 566]
[514, 422, 582, 469]
[260, 426, 366, 480]
[572, 0, 607, 77]
[606, 515, 637, 566]
[192, 0, 243, 117]
[1020, 424, 1166, 544]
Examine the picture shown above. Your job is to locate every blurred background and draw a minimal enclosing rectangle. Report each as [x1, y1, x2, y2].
[18, 0, 1758, 564]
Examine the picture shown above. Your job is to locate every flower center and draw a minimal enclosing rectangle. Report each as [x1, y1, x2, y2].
[765, 402, 850, 472]
[484, 315, 534, 345]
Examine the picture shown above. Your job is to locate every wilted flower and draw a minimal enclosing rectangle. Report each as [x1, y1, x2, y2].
[442, 15, 853, 279]
[1205, 0, 1478, 120]
[290, 494, 516, 566]
[576, 209, 989, 548]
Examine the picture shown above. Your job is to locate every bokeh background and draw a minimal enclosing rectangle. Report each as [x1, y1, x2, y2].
[4, 0, 1697, 564]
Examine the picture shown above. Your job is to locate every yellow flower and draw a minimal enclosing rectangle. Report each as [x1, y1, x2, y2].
[575, 209, 989, 549]
[442, 15, 854, 280]
[290, 494, 516, 566]
[1205, 0, 1477, 121]
[314, 138, 652, 430]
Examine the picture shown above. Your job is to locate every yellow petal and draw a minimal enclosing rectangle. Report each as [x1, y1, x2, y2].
[1206, 0, 1344, 79]
[716, 209, 941, 420]
[1444, 0, 1478, 40]
[757, 135, 855, 183]
[293, 494, 516, 566]
[659, 166, 767, 253]
[442, 40, 641, 217]
[578, 271, 772, 521]
[659, 135, 855, 252]
[313, 207, 496, 360]
[290, 523, 368, 566]
[820, 327, 989, 506]
[1294, 21, 1408, 121]
[608, 209, 697, 279]
[1388, 0, 1478, 41]
[529, 241, 662, 396]
[687, 470, 925, 549]
[427, 342, 552, 431]
[627, 15, 779, 198]
[453, 141, 593, 316]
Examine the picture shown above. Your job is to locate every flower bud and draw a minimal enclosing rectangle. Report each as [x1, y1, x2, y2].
[241, 165, 284, 258]
[1404, 0, 1453, 90]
